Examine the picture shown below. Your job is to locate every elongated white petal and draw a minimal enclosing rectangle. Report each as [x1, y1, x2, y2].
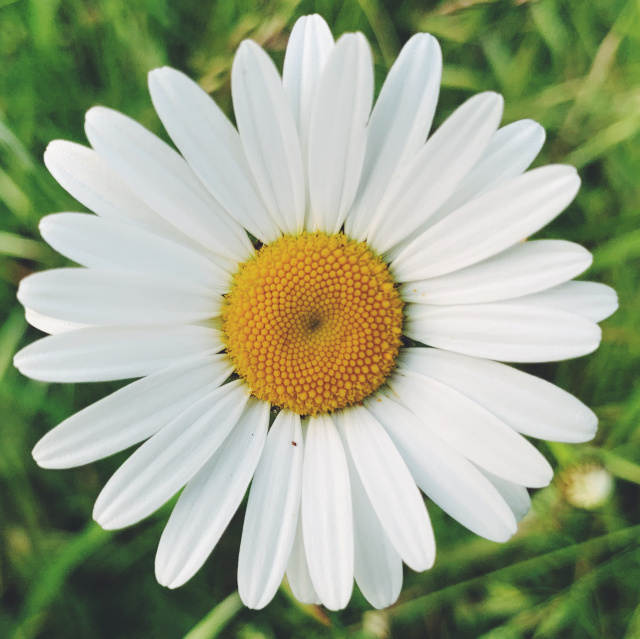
[308, 33, 372, 234]
[93, 380, 250, 530]
[510, 281, 618, 323]
[239, 410, 303, 609]
[44, 140, 171, 231]
[156, 398, 269, 588]
[283, 14, 334, 154]
[400, 240, 592, 305]
[40, 213, 230, 293]
[389, 370, 554, 487]
[392, 165, 581, 281]
[399, 347, 598, 443]
[85, 107, 252, 268]
[367, 92, 503, 254]
[18, 268, 221, 327]
[404, 302, 601, 362]
[365, 391, 516, 541]
[384, 119, 547, 264]
[286, 511, 320, 605]
[24, 308, 88, 334]
[346, 34, 442, 241]
[148, 67, 280, 244]
[302, 414, 353, 610]
[347, 445, 403, 609]
[429, 119, 546, 227]
[43, 141, 233, 261]
[334, 407, 434, 571]
[14, 325, 221, 382]
[479, 468, 531, 522]
[366, 391, 517, 542]
[232, 40, 305, 235]
[32, 354, 233, 469]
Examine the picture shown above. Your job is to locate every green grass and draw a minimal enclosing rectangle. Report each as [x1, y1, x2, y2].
[1, 0, 639, 637]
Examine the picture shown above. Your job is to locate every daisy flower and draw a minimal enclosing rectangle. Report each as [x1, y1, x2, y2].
[15, 14, 617, 611]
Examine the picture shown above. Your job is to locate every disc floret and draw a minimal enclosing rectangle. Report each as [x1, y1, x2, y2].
[222, 233, 403, 415]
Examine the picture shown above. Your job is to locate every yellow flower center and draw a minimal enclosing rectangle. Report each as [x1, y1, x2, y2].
[222, 232, 403, 415]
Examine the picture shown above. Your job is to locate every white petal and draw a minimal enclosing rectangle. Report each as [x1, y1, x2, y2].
[307, 33, 373, 234]
[334, 407, 435, 572]
[404, 302, 602, 362]
[286, 509, 320, 605]
[365, 391, 517, 542]
[283, 14, 334, 152]
[148, 67, 280, 244]
[400, 240, 592, 305]
[93, 380, 250, 530]
[302, 414, 353, 610]
[232, 40, 305, 235]
[428, 119, 546, 228]
[399, 347, 598, 443]
[478, 468, 532, 522]
[32, 353, 233, 469]
[238, 410, 303, 609]
[25, 308, 88, 334]
[346, 34, 442, 241]
[84, 107, 252, 268]
[155, 397, 269, 588]
[509, 281, 618, 323]
[44, 140, 171, 230]
[40, 213, 231, 293]
[392, 165, 581, 281]
[389, 370, 554, 487]
[18, 268, 221, 327]
[347, 446, 403, 609]
[14, 325, 221, 382]
[367, 92, 504, 254]
[43, 141, 231, 261]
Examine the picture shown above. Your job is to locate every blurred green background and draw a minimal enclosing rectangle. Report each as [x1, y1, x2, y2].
[1, 0, 639, 637]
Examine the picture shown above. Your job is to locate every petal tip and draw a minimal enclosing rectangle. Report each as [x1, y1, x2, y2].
[155, 561, 184, 589]
[530, 119, 546, 138]
[12, 349, 25, 371]
[31, 441, 51, 468]
[148, 65, 179, 88]
[148, 65, 171, 77]
[43, 139, 65, 160]
[557, 164, 581, 185]
[38, 214, 56, 237]
[15, 278, 28, 305]
[492, 92, 505, 111]
[92, 498, 114, 530]
[238, 589, 269, 611]
[85, 105, 118, 130]
[93, 513, 111, 530]
[84, 105, 103, 124]
[237, 38, 261, 58]
[304, 13, 331, 30]
[537, 465, 555, 489]
[577, 410, 599, 442]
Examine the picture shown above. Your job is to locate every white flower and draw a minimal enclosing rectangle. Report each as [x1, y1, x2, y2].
[14, 14, 617, 611]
